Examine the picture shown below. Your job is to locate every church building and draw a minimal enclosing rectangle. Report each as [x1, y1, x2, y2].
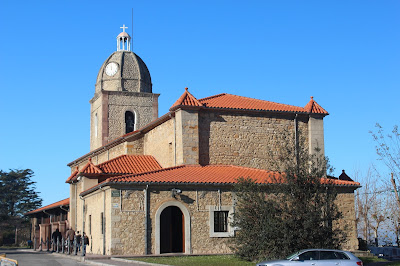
[30, 25, 361, 255]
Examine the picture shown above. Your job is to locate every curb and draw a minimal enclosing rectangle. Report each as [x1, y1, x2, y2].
[112, 257, 171, 266]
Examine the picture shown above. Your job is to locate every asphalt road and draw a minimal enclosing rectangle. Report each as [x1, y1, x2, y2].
[0, 249, 88, 266]
[0, 249, 158, 266]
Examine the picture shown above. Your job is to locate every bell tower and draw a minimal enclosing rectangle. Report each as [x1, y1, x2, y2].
[89, 25, 159, 151]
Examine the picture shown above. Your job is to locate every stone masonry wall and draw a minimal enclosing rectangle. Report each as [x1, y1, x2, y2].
[108, 92, 156, 142]
[335, 191, 359, 251]
[108, 186, 235, 255]
[199, 111, 308, 171]
[175, 109, 199, 165]
[143, 119, 175, 168]
[84, 185, 357, 256]
[90, 94, 103, 151]
[82, 188, 111, 255]
[110, 189, 146, 255]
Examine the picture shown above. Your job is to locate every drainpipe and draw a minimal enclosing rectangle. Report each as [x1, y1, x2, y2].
[170, 113, 176, 166]
[80, 196, 85, 235]
[144, 185, 149, 255]
[103, 187, 106, 255]
[75, 182, 78, 230]
[294, 114, 299, 165]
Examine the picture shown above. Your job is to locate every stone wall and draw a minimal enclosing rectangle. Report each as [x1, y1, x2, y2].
[79, 184, 358, 256]
[175, 109, 199, 165]
[107, 186, 235, 256]
[81, 187, 111, 255]
[110, 189, 146, 255]
[199, 111, 309, 171]
[108, 91, 157, 142]
[143, 119, 175, 168]
[90, 94, 104, 151]
[335, 191, 359, 251]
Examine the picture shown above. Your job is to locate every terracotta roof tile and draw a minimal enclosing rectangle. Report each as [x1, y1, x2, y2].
[97, 155, 162, 174]
[66, 155, 162, 183]
[199, 93, 308, 113]
[65, 167, 79, 183]
[25, 198, 69, 215]
[170, 88, 203, 110]
[105, 165, 360, 187]
[169, 88, 329, 116]
[304, 96, 329, 114]
[80, 158, 103, 174]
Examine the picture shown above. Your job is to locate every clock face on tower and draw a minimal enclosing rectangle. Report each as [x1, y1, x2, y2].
[105, 62, 118, 76]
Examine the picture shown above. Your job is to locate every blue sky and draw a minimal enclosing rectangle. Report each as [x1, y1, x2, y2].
[0, 0, 399, 206]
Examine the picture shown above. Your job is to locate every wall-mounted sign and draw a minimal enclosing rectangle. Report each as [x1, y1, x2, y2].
[111, 190, 120, 197]
[112, 203, 119, 208]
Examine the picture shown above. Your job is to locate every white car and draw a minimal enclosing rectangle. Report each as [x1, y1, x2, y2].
[256, 249, 363, 266]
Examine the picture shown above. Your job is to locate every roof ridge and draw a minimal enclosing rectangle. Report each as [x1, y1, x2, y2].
[304, 96, 329, 114]
[225, 93, 304, 109]
[198, 93, 227, 101]
[170, 88, 203, 110]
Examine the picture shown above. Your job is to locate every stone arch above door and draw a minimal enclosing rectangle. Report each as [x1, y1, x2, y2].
[155, 201, 191, 254]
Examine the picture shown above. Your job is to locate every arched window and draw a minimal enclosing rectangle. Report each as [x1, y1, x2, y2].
[125, 111, 135, 133]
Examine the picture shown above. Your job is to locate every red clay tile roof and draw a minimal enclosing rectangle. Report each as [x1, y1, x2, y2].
[97, 155, 162, 174]
[80, 158, 103, 175]
[103, 165, 359, 187]
[199, 93, 308, 113]
[80, 165, 360, 196]
[304, 96, 329, 115]
[25, 198, 69, 215]
[66, 155, 162, 183]
[170, 87, 203, 110]
[65, 167, 79, 183]
[169, 89, 328, 115]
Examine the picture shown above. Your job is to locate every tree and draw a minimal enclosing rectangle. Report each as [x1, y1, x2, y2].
[232, 137, 345, 261]
[0, 169, 42, 245]
[370, 124, 400, 210]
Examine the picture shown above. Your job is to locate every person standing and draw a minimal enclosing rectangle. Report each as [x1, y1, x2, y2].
[82, 232, 89, 257]
[51, 229, 60, 252]
[65, 227, 75, 254]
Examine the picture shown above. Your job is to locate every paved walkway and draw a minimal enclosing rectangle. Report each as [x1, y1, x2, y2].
[0, 249, 163, 266]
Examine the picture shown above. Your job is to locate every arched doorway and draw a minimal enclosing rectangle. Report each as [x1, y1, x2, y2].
[160, 206, 184, 253]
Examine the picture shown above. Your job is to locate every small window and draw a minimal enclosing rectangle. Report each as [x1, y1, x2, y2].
[94, 113, 98, 137]
[214, 211, 229, 232]
[125, 111, 135, 133]
[89, 215, 91, 235]
[209, 206, 234, 237]
[101, 212, 104, 234]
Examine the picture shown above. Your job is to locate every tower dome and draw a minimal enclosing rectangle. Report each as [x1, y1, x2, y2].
[95, 25, 152, 93]
[90, 25, 159, 151]
[95, 51, 152, 93]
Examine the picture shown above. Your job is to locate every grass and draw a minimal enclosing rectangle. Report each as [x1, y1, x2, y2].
[131, 255, 254, 265]
[0, 246, 29, 249]
[359, 257, 400, 266]
[131, 255, 400, 266]
[360, 257, 389, 264]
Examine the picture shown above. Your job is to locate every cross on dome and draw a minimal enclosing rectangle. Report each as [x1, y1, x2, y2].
[120, 24, 128, 32]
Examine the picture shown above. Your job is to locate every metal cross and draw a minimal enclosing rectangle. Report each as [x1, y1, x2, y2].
[120, 24, 128, 32]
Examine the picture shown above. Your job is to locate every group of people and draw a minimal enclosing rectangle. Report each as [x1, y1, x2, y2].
[51, 227, 89, 256]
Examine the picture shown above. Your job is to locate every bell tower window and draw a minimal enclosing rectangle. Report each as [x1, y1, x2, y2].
[125, 111, 135, 134]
